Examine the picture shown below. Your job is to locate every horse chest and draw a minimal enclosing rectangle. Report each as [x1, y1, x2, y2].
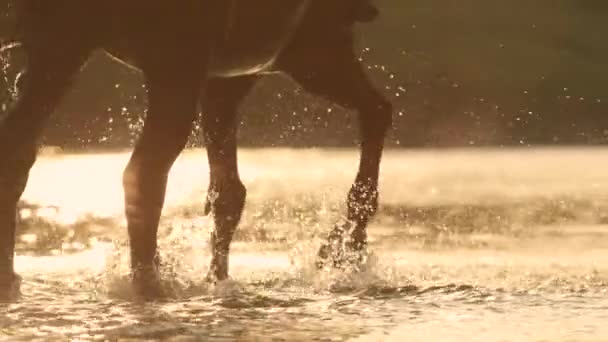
[103, 0, 311, 77]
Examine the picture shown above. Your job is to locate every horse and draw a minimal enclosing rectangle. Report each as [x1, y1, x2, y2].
[0, 0, 392, 299]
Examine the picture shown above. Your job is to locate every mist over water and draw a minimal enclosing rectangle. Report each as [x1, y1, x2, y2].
[3, 148, 608, 341]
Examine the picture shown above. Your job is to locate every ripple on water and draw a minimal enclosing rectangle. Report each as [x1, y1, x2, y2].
[5, 230, 606, 340]
[4, 149, 608, 340]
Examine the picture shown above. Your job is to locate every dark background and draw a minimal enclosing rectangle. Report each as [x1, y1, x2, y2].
[2, 0, 607, 149]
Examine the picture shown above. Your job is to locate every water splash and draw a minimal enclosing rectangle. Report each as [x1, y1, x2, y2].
[5, 148, 608, 340]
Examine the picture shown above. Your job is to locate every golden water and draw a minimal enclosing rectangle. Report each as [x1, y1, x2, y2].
[2, 148, 607, 341]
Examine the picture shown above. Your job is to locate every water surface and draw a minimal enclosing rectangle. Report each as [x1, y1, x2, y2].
[3, 147, 607, 341]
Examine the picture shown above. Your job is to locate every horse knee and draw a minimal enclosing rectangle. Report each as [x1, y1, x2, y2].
[206, 179, 247, 224]
[122, 164, 143, 200]
[122, 160, 167, 215]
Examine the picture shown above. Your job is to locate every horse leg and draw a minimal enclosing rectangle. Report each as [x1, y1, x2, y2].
[282, 44, 392, 267]
[0, 47, 90, 299]
[200, 76, 257, 282]
[123, 68, 200, 296]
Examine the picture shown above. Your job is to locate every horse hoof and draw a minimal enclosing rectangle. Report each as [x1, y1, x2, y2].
[206, 254, 230, 284]
[316, 241, 368, 271]
[205, 269, 229, 285]
[204, 273, 218, 286]
[0, 272, 22, 302]
[131, 267, 165, 300]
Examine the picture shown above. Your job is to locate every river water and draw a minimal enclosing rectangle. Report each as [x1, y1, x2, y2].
[2, 147, 607, 341]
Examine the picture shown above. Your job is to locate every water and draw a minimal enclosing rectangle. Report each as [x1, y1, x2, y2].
[2, 147, 607, 341]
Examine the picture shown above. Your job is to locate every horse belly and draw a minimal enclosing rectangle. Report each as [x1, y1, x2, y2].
[209, 0, 310, 76]
[103, 0, 310, 77]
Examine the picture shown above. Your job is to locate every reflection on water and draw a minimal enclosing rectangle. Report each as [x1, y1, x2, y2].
[3, 148, 608, 341]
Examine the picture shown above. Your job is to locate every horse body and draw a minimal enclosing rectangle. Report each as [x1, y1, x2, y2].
[103, 0, 312, 77]
[0, 0, 391, 300]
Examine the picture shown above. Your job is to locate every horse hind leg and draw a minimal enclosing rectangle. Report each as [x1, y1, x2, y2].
[122, 67, 201, 298]
[0, 46, 90, 300]
[281, 43, 392, 268]
[200, 76, 257, 282]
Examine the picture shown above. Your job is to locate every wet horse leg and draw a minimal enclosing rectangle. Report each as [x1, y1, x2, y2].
[200, 76, 258, 281]
[282, 42, 392, 266]
[0, 46, 91, 299]
[122, 67, 201, 296]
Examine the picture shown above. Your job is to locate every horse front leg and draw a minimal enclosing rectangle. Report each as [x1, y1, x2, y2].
[200, 76, 257, 282]
[0, 46, 90, 300]
[282, 43, 392, 268]
[123, 67, 200, 298]
[320, 83, 392, 267]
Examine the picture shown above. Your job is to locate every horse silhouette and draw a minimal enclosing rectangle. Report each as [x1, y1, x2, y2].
[0, 0, 391, 299]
